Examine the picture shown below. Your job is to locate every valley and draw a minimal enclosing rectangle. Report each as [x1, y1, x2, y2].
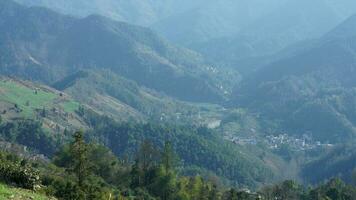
[0, 0, 356, 199]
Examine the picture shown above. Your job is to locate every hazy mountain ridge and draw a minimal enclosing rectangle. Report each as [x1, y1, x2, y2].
[152, 0, 289, 45]
[14, 0, 289, 45]
[0, 0, 231, 103]
[233, 14, 356, 142]
[193, 0, 356, 73]
[13, 0, 207, 26]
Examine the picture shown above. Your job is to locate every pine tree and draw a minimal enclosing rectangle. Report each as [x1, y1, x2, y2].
[209, 184, 221, 200]
[161, 141, 176, 174]
[130, 159, 143, 188]
[137, 140, 159, 173]
[70, 130, 90, 188]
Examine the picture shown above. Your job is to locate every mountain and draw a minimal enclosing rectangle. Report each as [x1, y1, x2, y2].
[0, 2, 282, 187]
[0, 77, 280, 188]
[0, 0, 232, 103]
[193, 0, 356, 73]
[13, 0, 356, 50]
[13, 0, 206, 26]
[302, 144, 356, 184]
[14, 0, 288, 45]
[233, 14, 356, 142]
[51, 69, 226, 125]
[152, 0, 288, 45]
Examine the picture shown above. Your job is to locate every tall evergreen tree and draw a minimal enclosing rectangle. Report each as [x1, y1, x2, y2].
[70, 130, 91, 188]
[161, 141, 176, 174]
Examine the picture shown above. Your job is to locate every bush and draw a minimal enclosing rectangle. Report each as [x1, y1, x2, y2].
[0, 158, 40, 190]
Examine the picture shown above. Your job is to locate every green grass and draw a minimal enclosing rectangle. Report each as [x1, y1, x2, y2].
[0, 80, 80, 118]
[61, 101, 80, 113]
[0, 183, 51, 200]
[0, 81, 56, 117]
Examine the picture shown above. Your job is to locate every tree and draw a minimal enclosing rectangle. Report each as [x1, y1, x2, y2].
[352, 168, 356, 186]
[40, 107, 46, 117]
[69, 130, 91, 188]
[137, 140, 159, 174]
[149, 166, 178, 200]
[130, 159, 143, 188]
[161, 141, 177, 174]
[224, 188, 239, 200]
[147, 141, 180, 200]
[209, 184, 221, 200]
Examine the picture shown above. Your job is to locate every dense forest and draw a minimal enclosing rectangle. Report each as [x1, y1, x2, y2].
[1, 129, 356, 199]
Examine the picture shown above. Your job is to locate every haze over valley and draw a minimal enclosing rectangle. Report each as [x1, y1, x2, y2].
[0, 0, 356, 199]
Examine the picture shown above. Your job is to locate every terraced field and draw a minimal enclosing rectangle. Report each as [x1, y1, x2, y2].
[0, 77, 88, 132]
[0, 79, 79, 118]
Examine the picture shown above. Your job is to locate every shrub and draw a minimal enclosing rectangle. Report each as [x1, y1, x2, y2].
[0, 158, 40, 190]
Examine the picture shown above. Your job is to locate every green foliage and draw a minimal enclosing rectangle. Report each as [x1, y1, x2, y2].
[302, 144, 356, 184]
[308, 178, 356, 200]
[259, 180, 306, 200]
[82, 111, 274, 187]
[1, 135, 356, 200]
[161, 141, 177, 173]
[0, 120, 57, 156]
[69, 130, 91, 188]
[0, 152, 40, 190]
[50, 131, 114, 199]
[0, 183, 51, 200]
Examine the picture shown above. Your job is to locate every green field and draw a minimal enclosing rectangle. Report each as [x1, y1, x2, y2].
[0, 80, 79, 118]
[62, 101, 80, 113]
[0, 183, 52, 200]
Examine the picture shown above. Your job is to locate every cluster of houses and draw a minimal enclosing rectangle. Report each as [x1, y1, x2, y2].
[265, 134, 334, 151]
[225, 133, 334, 151]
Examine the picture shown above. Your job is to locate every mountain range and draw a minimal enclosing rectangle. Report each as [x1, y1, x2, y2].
[233, 14, 356, 142]
[1, 0, 235, 103]
[2, 0, 356, 188]
[192, 0, 356, 73]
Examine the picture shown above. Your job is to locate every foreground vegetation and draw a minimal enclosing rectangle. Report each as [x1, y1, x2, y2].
[0, 183, 52, 200]
[0, 130, 355, 200]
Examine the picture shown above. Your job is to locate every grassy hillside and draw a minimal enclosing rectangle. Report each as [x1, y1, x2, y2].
[0, 77, 87, 133]
[53, 70, 228, 125]
[0, 183, 53, 200]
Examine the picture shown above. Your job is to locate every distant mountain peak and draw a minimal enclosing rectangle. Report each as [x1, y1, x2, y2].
[324, 14, 356, 40]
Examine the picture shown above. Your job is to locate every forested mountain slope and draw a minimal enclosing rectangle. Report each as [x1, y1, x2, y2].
[233, 14, 356, 142]
[302, 143, 356, 184]
[0, 75, 280, 188]
[0, 0, 232, 103]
